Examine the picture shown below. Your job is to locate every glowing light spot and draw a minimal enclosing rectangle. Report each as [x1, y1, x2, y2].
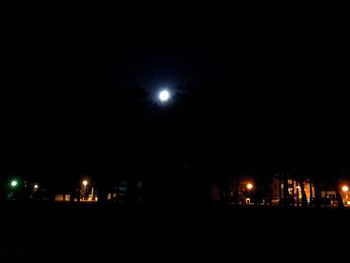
[159, 90, 170, 102]
[247, 183, 253, 190]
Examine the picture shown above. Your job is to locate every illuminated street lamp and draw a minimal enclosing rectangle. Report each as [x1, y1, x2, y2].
[342, 185, 349, 192]
[82, 180, 88, 200]
[83, 180, 88, 187]
[34, 184, 39, 190]
[247, 183, 254, 190]
[11, 180, 18, 188]
[246, 183, 254, 205]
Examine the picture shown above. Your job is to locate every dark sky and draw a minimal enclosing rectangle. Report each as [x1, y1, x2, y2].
[96, 46, 241, 90]
[1, 18, 349, 182]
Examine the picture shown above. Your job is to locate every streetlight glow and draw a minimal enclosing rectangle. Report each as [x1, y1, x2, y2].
[11, 180, 18, 187]
[247, 183, 253, 190]
[83, 180, 88, 186]
[34, 184, 39, 189]
[342, 185, 349, 192]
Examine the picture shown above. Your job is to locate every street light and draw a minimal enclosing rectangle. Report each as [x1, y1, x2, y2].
[34, 184, 39, 190]
[82, 180, 88, 200]
[342, 185, 349, 192]
[11, 180, 18, 188]
[246, 183, 254, 205]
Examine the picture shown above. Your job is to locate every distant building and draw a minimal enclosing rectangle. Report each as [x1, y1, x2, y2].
[271, 173, 314, 206]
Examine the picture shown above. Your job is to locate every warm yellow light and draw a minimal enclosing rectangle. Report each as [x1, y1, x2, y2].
[247, 183, 253, 190]
[83, 180, 88, 186]
[342, 185, 349, 192]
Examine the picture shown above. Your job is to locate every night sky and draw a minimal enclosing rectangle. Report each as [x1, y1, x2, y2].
[1, 21, 349, 186]
[2, 10, 350, 262]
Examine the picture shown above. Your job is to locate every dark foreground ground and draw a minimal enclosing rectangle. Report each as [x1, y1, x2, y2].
[1, 203, 349, 260]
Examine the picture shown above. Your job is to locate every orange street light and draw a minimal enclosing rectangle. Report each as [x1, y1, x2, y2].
[247, 183, 254, 190]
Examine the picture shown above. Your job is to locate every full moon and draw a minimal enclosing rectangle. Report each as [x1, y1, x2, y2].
[159, 90, 170, 102]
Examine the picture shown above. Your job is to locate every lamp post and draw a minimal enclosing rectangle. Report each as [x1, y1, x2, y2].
[247, 183, 254, 204]
[83, 180, 88, 200]
[9, 179, 20, 201]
